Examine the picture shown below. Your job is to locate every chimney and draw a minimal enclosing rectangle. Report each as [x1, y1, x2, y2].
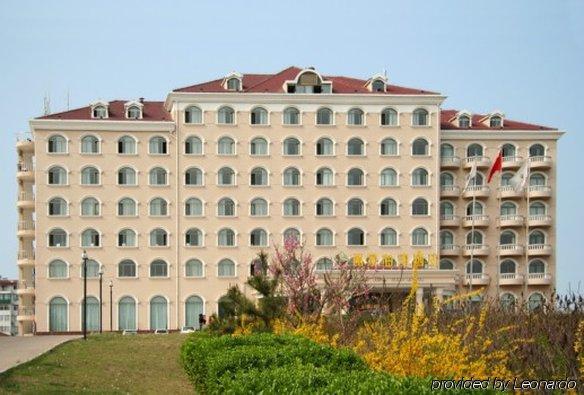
[139, 97, 144, 103]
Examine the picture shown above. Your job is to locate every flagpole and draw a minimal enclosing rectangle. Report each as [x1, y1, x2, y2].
[523, 161, 531, 305]
[496, 169, 502, 299]
[468, 173, 476, 294]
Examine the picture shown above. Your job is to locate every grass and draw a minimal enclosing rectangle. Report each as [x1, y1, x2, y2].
[0, 333, 193, 394]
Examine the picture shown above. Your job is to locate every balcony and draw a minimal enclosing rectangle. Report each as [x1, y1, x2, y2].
[440, 156, 461, 169]
[502, 156, 523, 169]
[528, 215, 552, 227]
[462, 185, 490, 198]
[17, 249, 35, 266]
[528, 244, 553, 256]
[17, 307, 35, 321]
[498, 186, 523, 199]
[527, 273, 553, 285]
[440, 215, 460, 227]
[498, 215, 524, 227]
[16, 161, 34, 181]
[529, 156, 552, 169]
[529, 185, 552, 199]
[17, 221, 35, 238]
[463, 273, 491, 286]
[499, 273, 524, 286]
[497, 244, 525, 256]
[440, 185, 460, 197]
[462, 214, 490, 227]
[16, 133, 34, 152]
[463, 156, 491, 169]
[16, 280, 35, 295]
[462, 244, 490, 256]
[17, 191, 35, 209]
[440, 244, 460, 256]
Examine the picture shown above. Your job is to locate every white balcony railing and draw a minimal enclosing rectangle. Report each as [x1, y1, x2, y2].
[18, 221, 35, 231]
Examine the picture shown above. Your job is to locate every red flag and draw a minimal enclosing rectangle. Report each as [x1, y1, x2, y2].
[487, 151, 503, 183]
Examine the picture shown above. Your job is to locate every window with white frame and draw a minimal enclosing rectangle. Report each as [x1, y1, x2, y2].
[218, 228, 236, 247]
[283, 137, 300, 155]
[250, 137, 268, 156]
[149, 136, 167, 154]
[150, 260, 168, 277]
[149, 198, 168, 216]
[250, 228, 268, 246]
[118, 229, 136, 247]
[283, 198, 300, 216]
[250, 167, 268, 186]
[283, 167, 301, 186]
[283, 228, 300, 242]
[217, 259, 235, 277]
[81, 135, 100, 154]
[48, 197, 67, 216]
[185, 259, 203, 277]
[316, 198, 333, 216]
[48, 259, 68, 278]
[217, 198, 235, 216]
[118, 260, 137, 277]
[186, 228, 203, 247]
[412, 108, 429, 126]
[316, 228, 333, 246]
[185, 106, 202, 124]
[381, 108, 397, 126]
[316, 167, 334, 186]
[81, 197, 100, 216]
[347, 108, 364, 125]
[347, 138, 364, 156]
[81, 229, 100, 247]
[118, 198, 137, 216]
[185, 136, 203, 154]
[217, 137, 235, 155]
[380, 198, 397, 216]
[412, 168, 429, 186]
[250, 198, 268, 216]
[347, 228, 364, 246]
[380, 168, 397, 187]
[380, 138, 398, 156]
[150, 228, 168, 246]
[118, 167, 137, 185]
[149, 167, 168, 186]
[440, 143, 454, 158]
[347, 168, 364, 186]
[185, 167, 203, 186]
[283, 107, 300, 125]
[440, 201, 454, 216]
[347, 198, 364, 216]
[185, 197, 203, 216]
[118, 136, 136, 154]
[412, 138, 429, 156]
[316, 108, 333, 125]
[412, 198, 429, 216]
[81, 259, 100, 278]
[81, 166, 100, 185]
[316, 138, 334, 156]
[217, 167, 235, 186]
[48, 135, 67, 153]
[218, 106, 235, 124]
[411, 228, 428, 246]
[380, 228, 397, 246]
[250, 107, 268, 125]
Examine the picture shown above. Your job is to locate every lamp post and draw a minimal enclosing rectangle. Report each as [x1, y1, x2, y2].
[109, 281, 113, 332]
[81, 250, 88, 340]
[98, 268, 104, 333]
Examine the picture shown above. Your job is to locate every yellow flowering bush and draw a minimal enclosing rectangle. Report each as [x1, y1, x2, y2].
[273, 318, 339, 348]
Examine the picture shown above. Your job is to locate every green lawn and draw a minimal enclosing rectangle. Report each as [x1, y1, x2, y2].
[0, 334, 193, 394]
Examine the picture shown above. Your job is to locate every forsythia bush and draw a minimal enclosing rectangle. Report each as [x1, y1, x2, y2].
[575, 320, 584, 379]
[273, 318, 339, 348]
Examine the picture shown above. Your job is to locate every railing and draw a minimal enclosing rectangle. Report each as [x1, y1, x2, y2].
[463, 244, 488, 251]
[464, 185, 490, 194]
[464, 214, 489, 222]
[440, 156, 460, 166]
[528, 185, 552, 193]
[502, 156, 523, 165]
[17, 250, 35, 260]
[18, 279, 35, 289]
[18, 191, 35, 201]
[499, 214, 524, 222]
[498, 185, 522, 194]
[528, 244, 552, 251]
[528, 214, 552, 222]
[500, 273, 518, 280]
[18, 307, 35, 316]
[464, 156, 490, 164]
[440, 185, 460, 194]
[529, 156, 552, 164]
[528, 273, 551, 280]
[18, 221, 35, 231]
[17, 161, 34, 172]
[440, 214, 459, 221]
[497, 244, 523, 251]
[465, 273, 485, 280]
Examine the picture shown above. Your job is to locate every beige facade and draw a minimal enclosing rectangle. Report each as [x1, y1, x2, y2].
[15, 68, 562, 335]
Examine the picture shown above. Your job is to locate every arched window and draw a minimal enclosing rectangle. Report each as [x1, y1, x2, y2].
[440, 143, 455, 158]
[347, 168, 364, 186]
[500, 293, 516, 310]
[412, 198, 429, 216]
[149, 167, 168, 186]
[529, 173, 546, 186]
[347, 108, 364, 125]
[250, 228, 268, 246]
[500, 231, 516, 245]
[316, 108, 333, 125]
[185, 106, 202, 124]
[185, 296, 204, 329]
[412, 108, 429, 126]
[283, 167, 301, 186]
[529, 259, 545, 274]
[490, 115, 502, 128]
[467, 144, 483, 157]
[48, 135, 67, 153]
[185, 197, 203, 216]
[316, 137, 334, 155]
[48, 197, 67, 216]
[48, 260, 67, 278]
[529, 202, 546, 216]
[48, 228, 67, 247]
[80, 197, 99, 216]
[381, 108, 397, 126]
[217, 197, 235, 216]
[283, 137, 300, 155]
[347, 198, 364, 216]
[500, 259, 516, 274]
[218, 259, 236, 277]
[529, 230, 546, 245]
[217, 136, 235, 155]
[316, 228, 333, 246]
[218, 228, 236, 246]
[118, 167, 136, 185]
[380, 228, 397, 246]
[316, 198, 333, 216]
[250, 167, 268, 186]
[380, 198, 397, 216]
[250, 107, 268, 125]
[226, 78, 240, 91]
[48, 166, 67, 185]
[81, 228, 100, 247]
[127, 106, 141, 120]
[379, 168, 397, 187]
[347, 228, 364, 246]
[316, 258, 333, 271]
[81, 166, 100, 185]
[469, 172, 484, 186]
[82, 298, 99, 331]
[500, 202, 517, 216]
[412, 138, 429, 155]
[380, 138, 397, 155]
[81, 135, 100, 154]
[528, 293, 545, 312]
[439, 259, 454, 270]
[81, 259, 100, 278]
[412, 228, 428, 246]
[118, 198, 136, 216]
[150, 296, 168, 330]
[500, 172, 513, 186]
[466, 259, 483, 274]
[501, 143, 516, 158]
[118, 259, 137, 277]
[118, 229, 136, 247]
[150, 228, 168, 246]
[185, 228, 203, 247]
[315, 167, 334, 186]
[347, 138, 364, 155]
[49, 297, 68, 332]
[412, 168, 429, 186]
[529, 144, 545, 157]
[466, 231, 483, 245]
[458, 115, 470, 128]
[217, 167, 235, 186]
[250, 137, 268, 156]
[149, 136, 167, 154]
[185, 136, 203, 154]
[440, 173, 454, 186]
[185, 167, 203, 186]
[250, 198, 268, 216]
[283, 198, 300, 216]
[149, 198, 168, 216]
[118, 136, 136, 154]
[283, 228, 301, 242]
[283, 107, 300, 125]
[440, 230, 454, 246]
[185, 259, 203, 277]
[150, 260, 168, 277]
[218, 106, 235, 124]
[440, 201, 454, 216]
[118, 296, 136, 331]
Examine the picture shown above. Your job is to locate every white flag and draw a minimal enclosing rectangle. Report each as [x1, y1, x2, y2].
[465, 161, 478, 189]
[510, 160, 529, 191]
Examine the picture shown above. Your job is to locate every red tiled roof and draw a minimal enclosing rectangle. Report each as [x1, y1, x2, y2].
[0, 279, 17, 287]
[173, 66, 438, 95]
[441, 109, 555, 131]
[37, 100, 171, 121]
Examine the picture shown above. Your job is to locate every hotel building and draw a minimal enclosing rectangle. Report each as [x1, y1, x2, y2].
[15, 66, 562, 335]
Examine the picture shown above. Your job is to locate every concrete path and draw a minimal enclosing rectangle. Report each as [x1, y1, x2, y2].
[0, 335, 80, 374]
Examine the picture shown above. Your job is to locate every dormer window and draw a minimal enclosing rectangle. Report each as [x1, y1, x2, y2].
[127, 106, 141, 119]
[459, 115, 471, 128]
[372, 80, 385, 92]
[222, 72, 243, 91]
[123, 100, 144, 120]
[490, 115, 503, 128]
[285, 68, 332, 94]
[366, 74, 388, 92]
[90, 101, 109, 119]
[227, 78, 240, 91]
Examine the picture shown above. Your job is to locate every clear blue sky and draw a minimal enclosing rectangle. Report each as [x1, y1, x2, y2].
[1, 1, 582, 293]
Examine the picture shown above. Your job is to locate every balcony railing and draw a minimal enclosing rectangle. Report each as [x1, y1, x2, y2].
[18, 221, 35, 231]
[440, 185, 460, 195]
[18, 191, 35, 202]
[17, 250, 35, 260]
[17, 161, 34, 172]
[500, 273, 518, 280]
[18, 307, 35, 316]
[18, 279, 35, 289]
[529, 156, 552, 167]
[528, 273, 551, 280]
[440, 156, 461, 167]
[528, 214, 552, 226]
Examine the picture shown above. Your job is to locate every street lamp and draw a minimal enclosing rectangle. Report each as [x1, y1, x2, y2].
[98, 268, 104, 333]
[81, 250, 88, 340]
[109, 281, 113, 332]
